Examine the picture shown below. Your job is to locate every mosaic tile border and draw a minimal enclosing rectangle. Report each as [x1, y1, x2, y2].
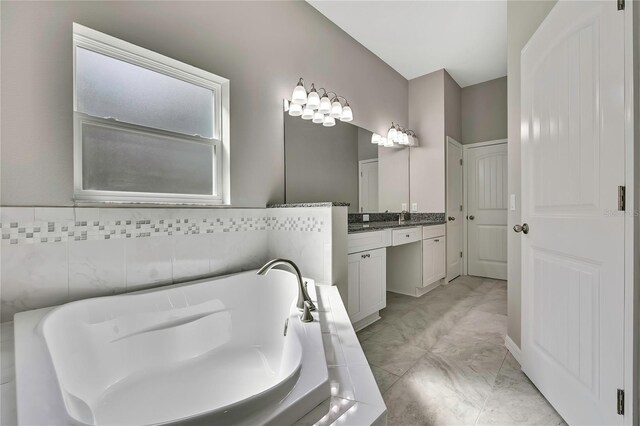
[1, 215, 325, 245]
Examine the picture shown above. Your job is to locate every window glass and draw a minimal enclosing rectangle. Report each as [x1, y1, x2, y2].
[76, 47, 215, 139]
[81, 122, 214, 195]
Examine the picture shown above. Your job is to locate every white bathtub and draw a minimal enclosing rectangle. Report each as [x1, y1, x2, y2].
[27, 270, 329, 425]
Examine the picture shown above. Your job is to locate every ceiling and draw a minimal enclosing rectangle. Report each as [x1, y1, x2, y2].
[306, 1, 507, 88]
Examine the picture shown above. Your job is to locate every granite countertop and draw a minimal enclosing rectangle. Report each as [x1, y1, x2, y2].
[348, 219, 446, 234]
[267, 202, 350, 208]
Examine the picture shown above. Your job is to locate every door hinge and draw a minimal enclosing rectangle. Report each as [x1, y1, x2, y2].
[618, 186, 626, 211]
[460, 251, 463, 258]
[460, 159, 463, 166]
[617, 389, 625, 415]
[618, 0, 625, 10]
[460, 205, 463, 211]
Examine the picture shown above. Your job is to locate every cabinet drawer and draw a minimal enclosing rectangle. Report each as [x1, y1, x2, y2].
[422, 224, 445, 240]
[392, 227, 422, 246]
[348, 230, 391, 254]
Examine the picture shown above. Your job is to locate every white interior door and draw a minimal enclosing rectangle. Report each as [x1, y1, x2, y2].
[359, 160, 379, 213]
[466, 142, 508, 280]
[521, 2, 625, 424]
[446, 137, 463, 282]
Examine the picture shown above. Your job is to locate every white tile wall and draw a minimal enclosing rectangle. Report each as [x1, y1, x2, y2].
[0, 206, 335, 322]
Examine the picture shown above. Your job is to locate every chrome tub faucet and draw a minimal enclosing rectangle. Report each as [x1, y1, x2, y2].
[257, 259, 317, 312]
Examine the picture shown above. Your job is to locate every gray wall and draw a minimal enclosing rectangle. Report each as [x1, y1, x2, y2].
[408, 69, 460, 213]
[444, 71, 462, 143]
[357, 127, 377, 161]
[461, 76, 507, 144]
[284, 115, 359, 213]
[507, 0, 556, 348]
[0, 1, 408, 207]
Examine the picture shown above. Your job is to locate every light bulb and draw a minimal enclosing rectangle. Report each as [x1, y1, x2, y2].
[399, 132, 408, 145]
[301, 107, 314, 120]
[387, 126, 397, 142]
[318, 94, 331, 114]
[312, 111, 324, 124]
[306, 85, 320, 110]
[330, 100, 343, 118]
[340, 105, 353, 122]
[291, 79, 307, 105]
[323, 115, 336, 127]
[371, 133, 381, 144]
[288, 103, 303, 117]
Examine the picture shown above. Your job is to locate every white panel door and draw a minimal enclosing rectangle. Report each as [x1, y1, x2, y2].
[359, 160, 379, 213]
[521, 2, 625, 424]
[446, 137, 463, 282]
[466, 143, 508, 280]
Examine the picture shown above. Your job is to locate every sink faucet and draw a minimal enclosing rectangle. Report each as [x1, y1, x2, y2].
[399, 210, 409, 224]
[257, 259, 316, 312]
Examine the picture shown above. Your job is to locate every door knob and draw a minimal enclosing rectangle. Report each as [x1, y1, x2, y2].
[513, 223, 529, 234]
[468, 215, 475, 220]
[448, 216, 455, 221]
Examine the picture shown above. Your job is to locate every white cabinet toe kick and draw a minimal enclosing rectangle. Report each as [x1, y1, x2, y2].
[346, 224, 446, 324]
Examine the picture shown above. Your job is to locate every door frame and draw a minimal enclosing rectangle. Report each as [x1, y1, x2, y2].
[445, 136, 463, 282]
[462, 138, 508, 276]
[622, 1, 636, 423]
[358, 159, 378, 213]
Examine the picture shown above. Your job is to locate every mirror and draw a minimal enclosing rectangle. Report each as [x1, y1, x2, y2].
[284, 113, 409, 213]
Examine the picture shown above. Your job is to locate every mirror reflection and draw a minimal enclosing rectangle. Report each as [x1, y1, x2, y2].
[284, 114, 380, 213]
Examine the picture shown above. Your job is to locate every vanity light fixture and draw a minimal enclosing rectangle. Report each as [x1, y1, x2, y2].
[371, 123, 418, 148]
[306, 84, 320, 110]
[312, 111, 324, 124]
[291, 78, 308, 105]
[289, 103, 303, 117]
[301, 106, 314, 120]
[322, 115, 336, 127]
[286, 78, 354, 126]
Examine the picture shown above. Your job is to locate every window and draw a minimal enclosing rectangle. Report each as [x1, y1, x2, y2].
[73, 23, 230, 205]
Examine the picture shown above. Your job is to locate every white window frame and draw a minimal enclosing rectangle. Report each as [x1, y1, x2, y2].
[72, 23, 230, 205]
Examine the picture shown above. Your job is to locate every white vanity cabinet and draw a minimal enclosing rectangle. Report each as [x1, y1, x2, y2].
[347, 248, 387, 325]
[422, 225, 446, 288]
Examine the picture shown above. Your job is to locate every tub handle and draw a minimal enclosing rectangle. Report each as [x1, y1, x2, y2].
[300, 301, 314, 323]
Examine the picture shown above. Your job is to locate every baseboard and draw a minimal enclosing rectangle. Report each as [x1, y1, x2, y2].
[504, 335, 522, 365]
[352, 312, 381, 332]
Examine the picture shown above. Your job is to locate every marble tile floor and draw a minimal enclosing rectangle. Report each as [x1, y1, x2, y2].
[357, 275, 566, 426]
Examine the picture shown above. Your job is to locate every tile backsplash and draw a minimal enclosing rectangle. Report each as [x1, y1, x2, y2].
[0, 206, 335, 322]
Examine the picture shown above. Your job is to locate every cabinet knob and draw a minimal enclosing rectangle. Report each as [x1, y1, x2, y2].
[361, 253, 370, 259]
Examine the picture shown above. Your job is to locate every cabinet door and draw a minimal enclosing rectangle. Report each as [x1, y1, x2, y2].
[347, 255, 361, 318]
[359, 249, 386, 316]
[347, 249, 386, 323]
[433, 236, 446, 280]
[422, 238, 436, 286]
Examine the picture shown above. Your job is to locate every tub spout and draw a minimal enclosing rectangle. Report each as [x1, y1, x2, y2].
[257, 259, 316, 312]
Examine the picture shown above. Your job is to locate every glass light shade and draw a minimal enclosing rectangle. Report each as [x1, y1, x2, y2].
[318, 95, 331, 114]
[410, 136, 419, 147]
[288, 103, 303, 116]
[387, 127, 397, 142]
[306, 90, 320, 109]
[371, 133, 381, 144]
[340, 105, 353, 122]
[291, 83, 307, 105]
[312, 111, 325, 124]
[399, 132, 408, 145]
[381, 137, 392, 147]
[330, 101, 343, 118]
[301, 107, 314, 120]
[322, 115, 336, 127]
